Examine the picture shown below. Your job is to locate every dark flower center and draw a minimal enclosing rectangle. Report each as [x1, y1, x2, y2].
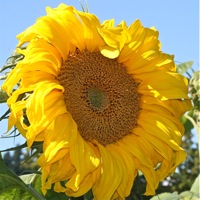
[87, 87, 107, 110]
[57, 50, 141, 146]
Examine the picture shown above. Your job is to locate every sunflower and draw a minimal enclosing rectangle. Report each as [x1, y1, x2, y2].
[2, 4, 192, 199]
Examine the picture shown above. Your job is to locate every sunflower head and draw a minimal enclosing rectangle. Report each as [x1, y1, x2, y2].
[2, 3, 192, 199]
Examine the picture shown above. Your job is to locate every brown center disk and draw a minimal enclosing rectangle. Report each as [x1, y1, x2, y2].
[57, 50, 141, 146]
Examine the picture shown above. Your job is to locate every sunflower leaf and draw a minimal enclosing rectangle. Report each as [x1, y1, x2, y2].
[179, 186, 200, 200]
[0, 73, 9, 80]
[181, 110, 195, 133]
[150, 192, 180, 200]
[0, 153, 45, 200]
[0, 88, 8, 103]
[20, 174, 44, 198]
[21, 174, 70, 200]
[179, 191, 195, 199]
[151, 175, 200, 200]
[176, 61, 193, 75]
[190, 70, 200, 111]
[44, 186, 70, 200]
[0, 188, 36, 200]
[190, 174, 200, 196]
[0, 108, 10, 122]
[84, 189, 93, 200]
[190, 70, 200, 91]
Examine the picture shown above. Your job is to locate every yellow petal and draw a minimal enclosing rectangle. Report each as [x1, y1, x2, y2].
[17, 16, 70, 60]
[98, 26, 130, 58]
[46, 5, 86, 52]
[92, 142, 125, 200]
[102, 19, 115, 28]
[20, 38, 61, 76]
[137, 71, 189, 100]
[65, 173, 96, 197]
[39, 114, 77, 165]
[76, 11, 105, 52]
[26, 84, 66, 147]
[67, 136, 100, 192]
[137, 110, 186, 151]
[120, 134, 158, 194]
[99, 45, 120, 59]
[107, 143, 137, 198]
[118, 19, 160, 68]
[141, 95, 192, 118]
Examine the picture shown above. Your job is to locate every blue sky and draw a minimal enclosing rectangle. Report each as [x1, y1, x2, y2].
[0, 0, 199, 150]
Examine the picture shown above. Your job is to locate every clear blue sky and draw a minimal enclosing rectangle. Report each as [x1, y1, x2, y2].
[0, 0, 199, 150]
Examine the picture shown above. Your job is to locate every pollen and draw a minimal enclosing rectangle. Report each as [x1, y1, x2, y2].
[57, 50, 141, 145]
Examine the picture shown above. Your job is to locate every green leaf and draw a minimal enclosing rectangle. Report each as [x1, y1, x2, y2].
[177, 61, 193, 74]
[0, 150, 69, 200]
[21, 174, 70, 200]
[0, 73, 8, 80]
[20, 174, 39, 185]
[0, 52, 24, 73]
[151, 175, 200, 200]
[45, 189, 70, 200]
[178, 175, 200, 199]
[190, 70, 200, 111]
[0, 88, 8, 103]
[190, 174, 200, 195]
[181, 110, 195, 133]
[179, 191, 194, 199]
[150, 192, 180, 200]
[190, 70, 200, 91]
[84, 189, 93, 200]
[0, 153, 45, 200]
[0, 188, 36, 200]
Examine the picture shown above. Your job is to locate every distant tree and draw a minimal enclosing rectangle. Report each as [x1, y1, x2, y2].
[3, 146, 39, 175]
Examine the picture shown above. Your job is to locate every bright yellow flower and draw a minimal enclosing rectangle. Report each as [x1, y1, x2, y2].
[3, 4, 192, 199]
